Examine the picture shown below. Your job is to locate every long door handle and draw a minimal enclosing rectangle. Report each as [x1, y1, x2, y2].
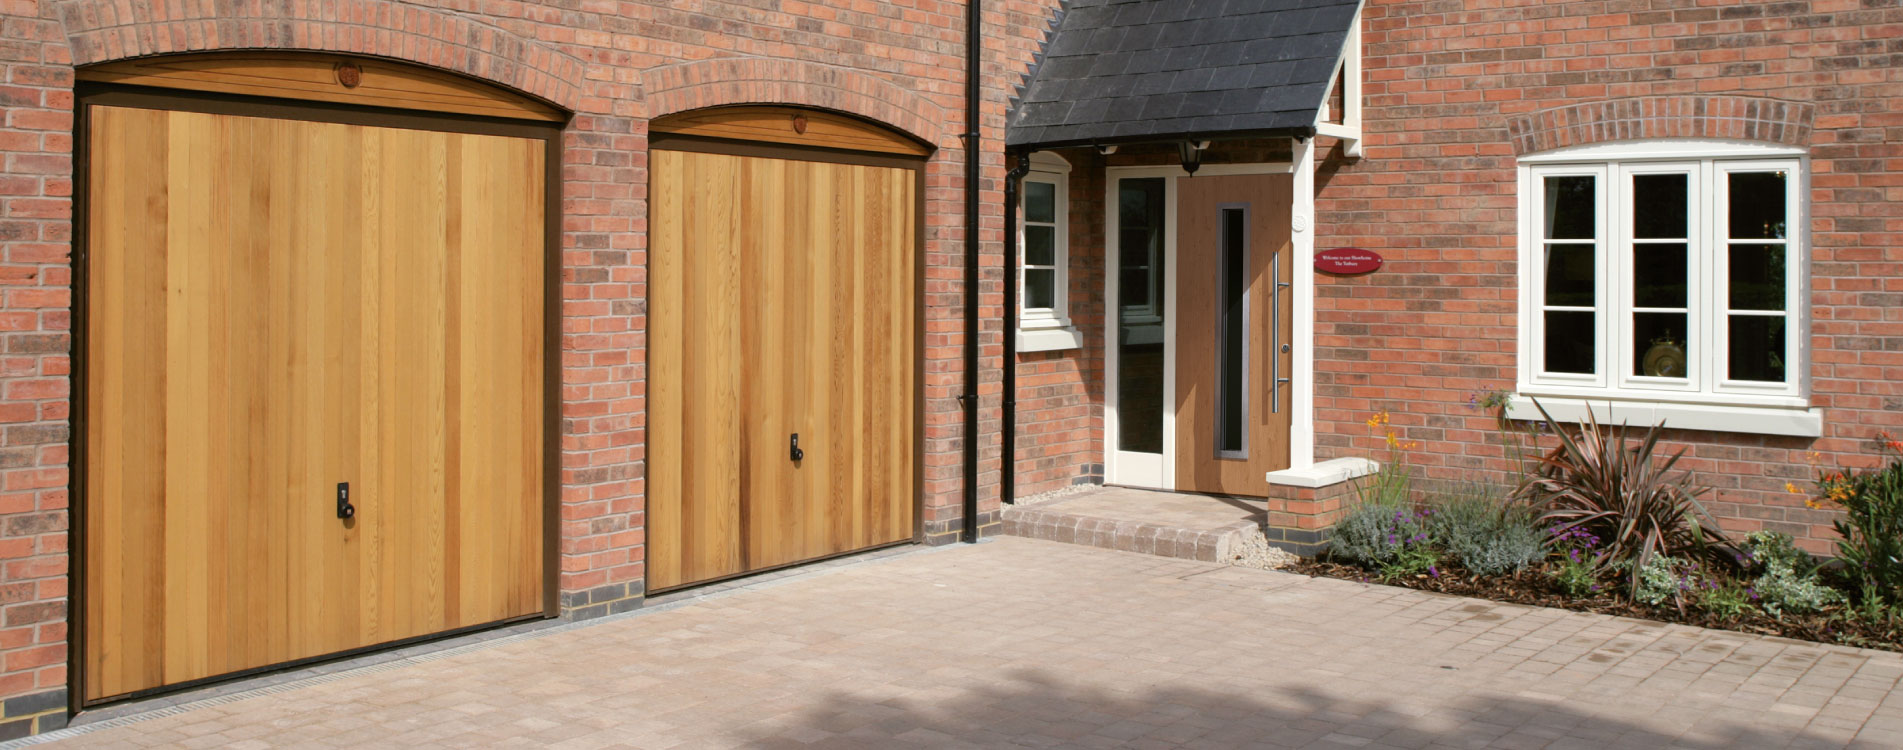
[337, 482, 355, 519]
[1270, 252, 1291, 413]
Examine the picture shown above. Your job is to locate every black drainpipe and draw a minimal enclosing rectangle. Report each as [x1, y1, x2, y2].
[961, 0, 984, 543]
[1002, 148, 1033, 506]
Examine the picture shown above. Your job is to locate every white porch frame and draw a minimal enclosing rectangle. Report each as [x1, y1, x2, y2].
[1313, 4, 1363, 157]
[1102, 156, 1315, 491]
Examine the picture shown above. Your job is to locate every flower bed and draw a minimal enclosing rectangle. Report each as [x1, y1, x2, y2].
[1302, 398, 1903, 653]
[1291, 558, 1903, 651]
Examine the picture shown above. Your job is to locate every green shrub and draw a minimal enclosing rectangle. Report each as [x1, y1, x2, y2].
[1698, 580, 1757, 621]
[1551, 559, 1598, 597]
[1813, 438, 1903, 604]
[1514, 399, 1734, 598]
[1740, 531, 1842, 617]
[1548, 525, 1603, 597]
[1429, 483, 1544, 576]
[1636, 556, 1696, 608]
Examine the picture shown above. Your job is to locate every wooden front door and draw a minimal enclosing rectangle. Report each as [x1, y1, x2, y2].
[1173, 173, 1295, 495]
[83, 102, 549, 702]
[648, 144, 917, 591]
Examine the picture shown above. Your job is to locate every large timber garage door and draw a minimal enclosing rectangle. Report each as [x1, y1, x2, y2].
[648, 108, 923, 591]
[78, 56, 559, 703]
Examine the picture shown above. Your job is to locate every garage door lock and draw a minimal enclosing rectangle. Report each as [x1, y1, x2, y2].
[790, 433, 804, 462]
[337, 482, 356, 520]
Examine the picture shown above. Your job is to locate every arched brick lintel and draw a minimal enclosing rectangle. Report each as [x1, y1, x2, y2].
[55, 0, 590, 114]
[1507, 96, 1814, 156]
[643, 57, 948, 151]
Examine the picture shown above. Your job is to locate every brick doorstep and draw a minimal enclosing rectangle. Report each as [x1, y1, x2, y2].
[1000, 495, 1257, 564]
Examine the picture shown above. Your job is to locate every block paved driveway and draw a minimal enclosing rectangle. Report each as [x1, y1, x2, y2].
[42, 538, 1903, 749]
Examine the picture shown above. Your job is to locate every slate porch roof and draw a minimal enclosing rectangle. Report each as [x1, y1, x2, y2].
[1006, 0, 1362, 149]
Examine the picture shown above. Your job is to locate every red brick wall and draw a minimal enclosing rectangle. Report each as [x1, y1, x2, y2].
[1312, 0, 1903, 553]
[0, 0, 1062, 730]
[1011, 147, 1104, 499]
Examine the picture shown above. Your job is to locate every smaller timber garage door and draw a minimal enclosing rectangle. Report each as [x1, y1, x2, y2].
[648, 108, 924, 591]
[77, 55, 560, 703]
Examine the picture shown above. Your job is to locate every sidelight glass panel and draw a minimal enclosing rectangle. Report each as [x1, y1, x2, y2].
[1729, 171, 1787, 240]
[1117, 178, 1167, 454]
[1544, 244, 1596, 308]
[1728, 315, 1786, 383]
[1728, 244, 1786, 311]
[1217, 207, 1248, 456]
[1543, 175, 1596, 239]
[1633, 174, 1688, 239]
[1544, 311, 1596, 374]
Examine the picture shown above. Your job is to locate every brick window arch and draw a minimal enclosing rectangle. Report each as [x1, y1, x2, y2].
[1507, 96, 1814, 157]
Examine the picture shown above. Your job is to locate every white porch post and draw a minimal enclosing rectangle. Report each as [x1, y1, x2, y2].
[1290, 136, 1316, 470]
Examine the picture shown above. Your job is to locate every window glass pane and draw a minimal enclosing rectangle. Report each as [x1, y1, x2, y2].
[1117, 178, 1167, 454]
[1120, 269, 1150, 308]
[1633, 173, 1688, 239]
[1729, 171, 1787, 240]
[1025, 225, 1056, 267]
[1119, 230, 1151, 269]
[1633, 243, 1687, 308]
[1218, 208, 1247, 455]
[1728, 315, 1786, 382]
[1543, 175, 1596, 239]
[1633, 313, 1689, 378]
[1025, 180, 1056, 224]
[1024, 269, 1055, 310]
[1544, 311, 1596, 374]
[1544, 244, 1595, 308]
[1728, 244, 1786, 311]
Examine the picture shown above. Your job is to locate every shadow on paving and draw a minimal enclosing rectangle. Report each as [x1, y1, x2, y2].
[743, 668, 1845, 749]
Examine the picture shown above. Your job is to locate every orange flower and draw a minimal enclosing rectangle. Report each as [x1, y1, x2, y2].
[1785, 482, 1799, 495]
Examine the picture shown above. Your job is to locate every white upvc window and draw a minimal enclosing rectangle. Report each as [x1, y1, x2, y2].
[1512, 140, 1819, 437]
[1019, 151, 1080, 352]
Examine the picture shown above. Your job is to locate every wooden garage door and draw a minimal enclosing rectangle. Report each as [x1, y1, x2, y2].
[83, 103, 548, 701]
[648, 145, 917, 591]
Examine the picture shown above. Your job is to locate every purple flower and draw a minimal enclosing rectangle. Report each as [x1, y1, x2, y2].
[1429, 565, 1440, 578]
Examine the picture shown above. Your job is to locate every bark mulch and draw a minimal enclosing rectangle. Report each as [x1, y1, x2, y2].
[1292, 559, 1903, 653]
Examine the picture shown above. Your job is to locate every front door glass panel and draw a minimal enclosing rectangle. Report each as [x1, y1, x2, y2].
[1217, 206, 1249, 456]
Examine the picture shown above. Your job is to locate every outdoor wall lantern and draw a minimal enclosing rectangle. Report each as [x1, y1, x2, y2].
[1179, 140, 1209, 175]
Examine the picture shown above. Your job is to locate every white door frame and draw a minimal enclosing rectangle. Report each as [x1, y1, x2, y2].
[1102, 156, 1314, 490]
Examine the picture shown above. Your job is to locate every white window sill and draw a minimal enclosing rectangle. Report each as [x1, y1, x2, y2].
[1506, 395, 1823, 438]
[1017, 325, 1082, 353]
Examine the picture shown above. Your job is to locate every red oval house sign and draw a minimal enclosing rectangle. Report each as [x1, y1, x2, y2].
[1314, 247, 1383, 275]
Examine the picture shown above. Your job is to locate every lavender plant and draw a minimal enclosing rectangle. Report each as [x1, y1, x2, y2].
[1431, 482, 1544, 576]
[1331, 503, 1440, 580]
